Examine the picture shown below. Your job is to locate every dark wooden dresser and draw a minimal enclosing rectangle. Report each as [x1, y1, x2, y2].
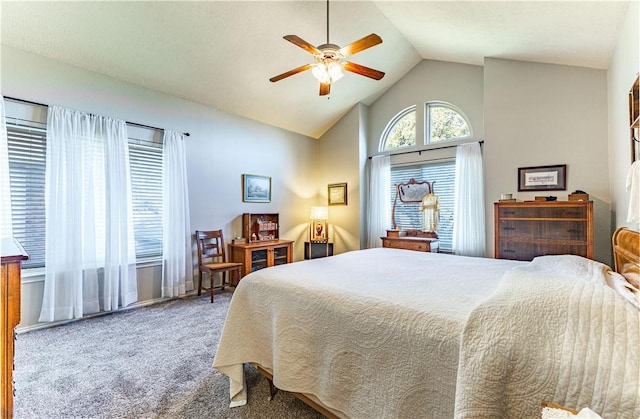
[494, 201, 593, 261]
[1, 239, 28, 419]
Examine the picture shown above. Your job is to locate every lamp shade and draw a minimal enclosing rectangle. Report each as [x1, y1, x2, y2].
[310, 206, 329, 220]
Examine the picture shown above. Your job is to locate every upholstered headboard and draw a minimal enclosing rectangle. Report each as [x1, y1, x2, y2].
[612, 227, 640, 289]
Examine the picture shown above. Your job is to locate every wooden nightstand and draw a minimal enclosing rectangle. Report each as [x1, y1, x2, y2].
[304, 242, 333, 259]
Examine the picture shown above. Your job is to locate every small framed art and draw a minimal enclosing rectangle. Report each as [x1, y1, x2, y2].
[518, 165, 567, 192]
[328, 182, 347, 206]
[242, 174, 271, 203]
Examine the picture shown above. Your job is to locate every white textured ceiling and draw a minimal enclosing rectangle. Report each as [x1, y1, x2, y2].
[0, 1, 631, 139]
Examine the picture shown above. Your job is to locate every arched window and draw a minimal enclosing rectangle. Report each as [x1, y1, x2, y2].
[376, 101, 472, 252]
[426, 102, 471, 143]
[380, 106, 416, 151]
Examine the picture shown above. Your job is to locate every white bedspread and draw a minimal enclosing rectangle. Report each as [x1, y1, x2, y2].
[213, 250, 640, 418]
[456, 255, 639, 418]
[213, 248, 522, 417]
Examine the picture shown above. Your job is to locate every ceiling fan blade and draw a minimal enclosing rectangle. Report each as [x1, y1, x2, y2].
[319, 82, 330, 96]
[283, 35, 321, 55]
[339, 34, 382, 57]
[343, 62, 385, 80]
[269, 64, 313, 82]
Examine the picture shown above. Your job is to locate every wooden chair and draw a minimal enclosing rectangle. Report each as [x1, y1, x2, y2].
[195, 230, 242, 303]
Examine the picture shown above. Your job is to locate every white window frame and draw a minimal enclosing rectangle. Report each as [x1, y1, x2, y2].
[424, 101, 472, 144]
[379, 105, 416, 152]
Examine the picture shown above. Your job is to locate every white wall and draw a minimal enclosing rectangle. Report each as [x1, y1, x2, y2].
[608, 0, 639, 230]
[317, 104, 363, 254]
[2, 46, 319, 330]
[483, 58, 610, 263]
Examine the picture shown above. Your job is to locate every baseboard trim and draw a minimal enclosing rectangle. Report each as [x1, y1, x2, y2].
[16, 290, 199, 334]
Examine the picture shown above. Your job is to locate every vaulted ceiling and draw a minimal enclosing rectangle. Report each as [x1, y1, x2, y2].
[1, 1, 631, 138]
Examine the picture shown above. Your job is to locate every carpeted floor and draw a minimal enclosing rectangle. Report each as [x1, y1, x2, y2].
[13, 291, 324, 418]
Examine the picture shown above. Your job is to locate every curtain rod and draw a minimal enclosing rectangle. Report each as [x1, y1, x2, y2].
[368, 140, 484, 160]
[3, 96, 190, 137]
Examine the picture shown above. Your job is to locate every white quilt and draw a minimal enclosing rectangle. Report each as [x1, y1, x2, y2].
[213, 248, 521, 417]
[455, 255, 640, 418]
[213, 249, 640, 418]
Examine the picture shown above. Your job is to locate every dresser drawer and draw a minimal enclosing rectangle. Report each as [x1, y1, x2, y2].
[498, 241, 589, 261]
[381, 237, 438, 252]
[384, 239, 430, 251]
[498, 206, 587, 219]
[497, 220, 587, 240]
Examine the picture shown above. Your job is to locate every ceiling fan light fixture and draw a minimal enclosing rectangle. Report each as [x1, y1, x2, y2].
[311, 61, 343, 84]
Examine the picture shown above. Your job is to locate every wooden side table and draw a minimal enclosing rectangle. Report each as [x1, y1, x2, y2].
[304, 242, 333, 259]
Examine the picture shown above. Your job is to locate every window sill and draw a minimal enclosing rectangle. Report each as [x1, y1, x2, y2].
[20, 257, 164, 283]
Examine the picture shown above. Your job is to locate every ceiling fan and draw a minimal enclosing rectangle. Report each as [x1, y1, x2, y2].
[269, 0, 385, 96]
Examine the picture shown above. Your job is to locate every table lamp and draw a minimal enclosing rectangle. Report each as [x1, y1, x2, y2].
[309, 206, 329, 243]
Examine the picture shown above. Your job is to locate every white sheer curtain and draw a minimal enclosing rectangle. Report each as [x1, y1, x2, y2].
[367, 155, 391, 248]
[453, 142, 486, 257]
[0, 98, 13, 241]
[161, 130, 193, 297]
[39, 106, 137, 322]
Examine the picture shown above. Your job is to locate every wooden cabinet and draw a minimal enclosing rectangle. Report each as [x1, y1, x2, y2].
[494, 201, 593, 261]
[381, 236, 439, 252]
[242, 213, 279, 242]
[1, 239, 28, 419]
[230, 240, 294, 277]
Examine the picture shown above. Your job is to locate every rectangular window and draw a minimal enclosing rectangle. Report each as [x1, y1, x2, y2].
[4, 104, 164, 268]
[390, 160, 455, 251]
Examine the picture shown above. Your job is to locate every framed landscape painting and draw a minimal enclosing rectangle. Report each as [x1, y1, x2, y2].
[243, 174, 271, 203]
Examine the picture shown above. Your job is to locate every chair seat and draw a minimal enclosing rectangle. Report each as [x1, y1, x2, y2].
[202, 262, 242, 271]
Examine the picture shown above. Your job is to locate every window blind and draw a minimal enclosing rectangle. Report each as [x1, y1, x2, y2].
[390, 160, 455, 250]
[6, 118, 47, 268]
[129, 141, 163, 258]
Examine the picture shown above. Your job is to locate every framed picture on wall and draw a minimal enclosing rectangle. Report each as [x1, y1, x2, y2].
[242, 174, 271, 203]
[328, 183, 347, 206]
[517, 164, 567, 192]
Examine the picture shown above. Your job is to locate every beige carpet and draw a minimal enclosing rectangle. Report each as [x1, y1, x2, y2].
[13, 291, 324, 418]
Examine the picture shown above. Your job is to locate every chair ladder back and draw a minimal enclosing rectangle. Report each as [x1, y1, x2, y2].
[196, 230, 227, 264]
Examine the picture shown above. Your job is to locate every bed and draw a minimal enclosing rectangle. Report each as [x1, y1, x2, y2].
[213, 228, 640, 418]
